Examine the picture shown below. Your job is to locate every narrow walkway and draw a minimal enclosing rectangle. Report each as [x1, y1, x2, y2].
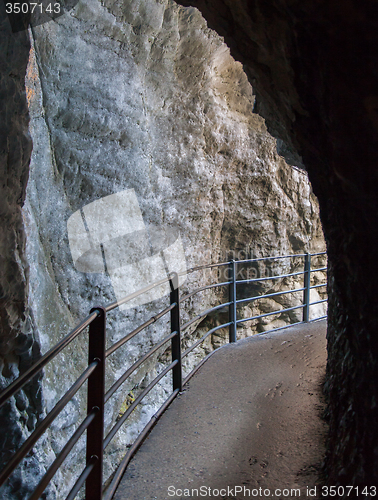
[114, 321, 327, 500]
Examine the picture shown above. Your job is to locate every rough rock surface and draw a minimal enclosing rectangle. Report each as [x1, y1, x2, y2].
[3, 0, 378, 495]
[176, 0, 378, 489]
[1, 0, 326, 498]
[0, 9, 48, 500]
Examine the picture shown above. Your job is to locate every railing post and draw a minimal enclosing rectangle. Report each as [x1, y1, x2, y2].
[303, 253, 311, 322]
[170, 273, 182, 392]
[228, 260, 237, 343]
[86, 307, 106, 500]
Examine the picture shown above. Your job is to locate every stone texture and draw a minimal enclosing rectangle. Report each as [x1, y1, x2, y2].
[0, 9, 47, 500]
[176, 0, 378, 488]
[3, 0, 378, 494]
[14, 0, 325, 496]
[1, 0, 327, 498]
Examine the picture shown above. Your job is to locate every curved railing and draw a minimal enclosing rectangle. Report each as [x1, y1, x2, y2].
[0, 251, 327, 500]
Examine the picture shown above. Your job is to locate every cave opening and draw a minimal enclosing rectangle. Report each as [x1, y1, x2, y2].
[1, 0, 378, 496]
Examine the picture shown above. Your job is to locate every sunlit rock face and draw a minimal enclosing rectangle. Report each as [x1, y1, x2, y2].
[177, 0, 378, 487]
[1, 0, 326, 497]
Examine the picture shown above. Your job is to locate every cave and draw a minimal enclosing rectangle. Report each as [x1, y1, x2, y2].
[1, 0, 378, 495]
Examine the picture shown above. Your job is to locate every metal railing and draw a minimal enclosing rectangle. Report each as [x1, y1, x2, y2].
[0, 251, 327, 500]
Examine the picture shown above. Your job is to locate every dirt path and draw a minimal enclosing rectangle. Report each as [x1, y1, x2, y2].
[113, 320, 328, 500]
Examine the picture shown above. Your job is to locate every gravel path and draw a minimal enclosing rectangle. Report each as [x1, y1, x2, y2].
[113, 320, 328, 500]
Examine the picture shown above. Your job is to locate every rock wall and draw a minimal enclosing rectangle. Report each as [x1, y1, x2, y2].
[0, 9, 49, 500]
[24, 1, 325, 493]
[176, 0, 378, 488]
[1, 0, 325, 498]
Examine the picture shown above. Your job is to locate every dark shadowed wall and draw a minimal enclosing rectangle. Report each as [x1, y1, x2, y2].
[0, 7, 46, 497]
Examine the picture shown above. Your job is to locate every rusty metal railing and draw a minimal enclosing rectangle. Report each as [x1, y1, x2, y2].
[0, 251, 327, 499]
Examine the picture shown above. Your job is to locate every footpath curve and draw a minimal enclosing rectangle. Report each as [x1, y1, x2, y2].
[114, 320, 328, 500]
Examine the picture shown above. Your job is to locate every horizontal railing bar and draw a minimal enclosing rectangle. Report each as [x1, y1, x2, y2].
[181, 302, 232, 332]
[185, 261, 231, 275]
[310, 251, 327, 256]
[105, 331, 177, 404]
[105, 274, 176, 312]
[0, 361, 98, 488]
[105, 303, 176, 357]
[105, 320, 154, 358]
[105, 262, 231, 313]
[182, 322, 232, 359]
[235, 253, 306, 264]
[30, 409, 98, 500]
[103, 361, 178, 450]
[182, 312, 326, 383]
[310, 283, 327, 289]
[179, 281, 230, 303]
[309, 315, 327, 322]
[65, 456, 97, 500]
[103, 253, 326, 313]
[310, 266, 327, 273]
[309, 298, 328, 306]
[236, 304, 305, 326]
[0, 311, 99, 410]
[236, 287, 306, 305]
[253, 320, 304, 337]
[103, 388, 180, 500]
[183, 349, 219, 386]
[235, 270, 305, 285]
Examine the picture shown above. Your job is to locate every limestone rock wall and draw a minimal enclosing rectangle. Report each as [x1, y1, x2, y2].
[2, 0, 324, 497]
